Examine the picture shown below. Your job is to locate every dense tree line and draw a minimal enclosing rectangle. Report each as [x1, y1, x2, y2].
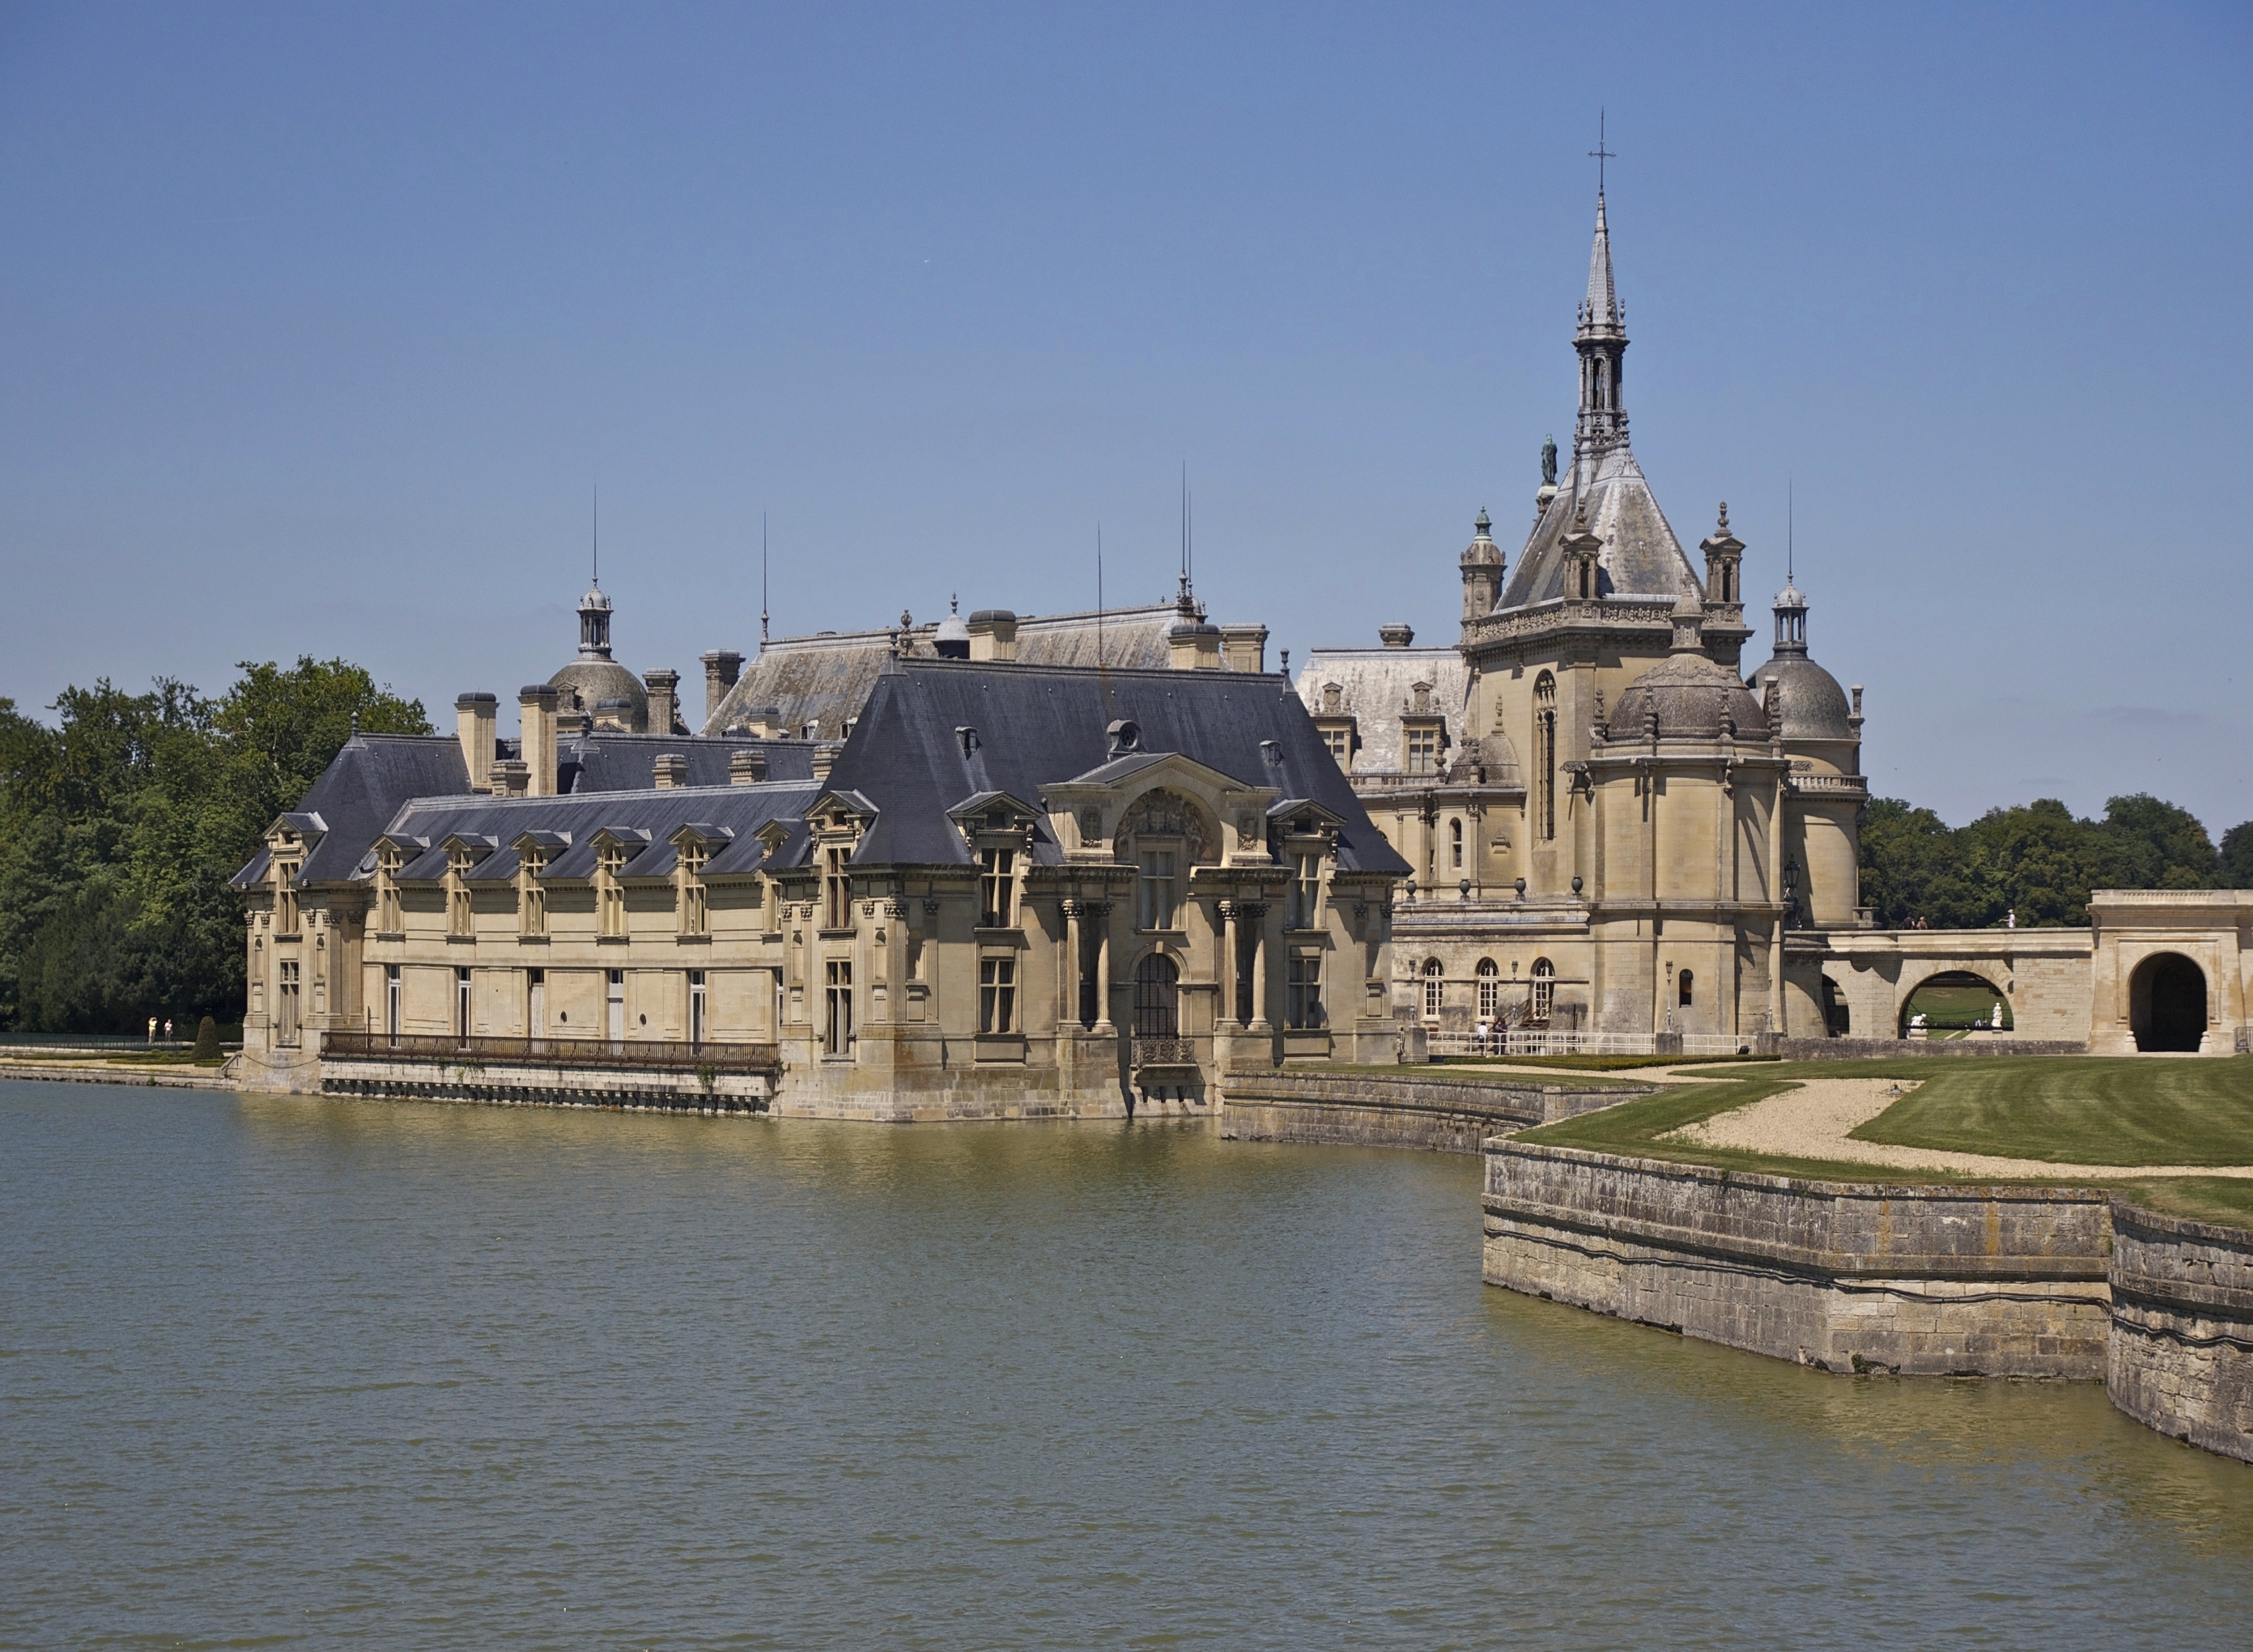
[0, 660, 427, 1033]
[1859, 793, 2253, 929]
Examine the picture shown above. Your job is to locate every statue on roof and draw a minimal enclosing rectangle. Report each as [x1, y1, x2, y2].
[1541, 434, 1558, 488]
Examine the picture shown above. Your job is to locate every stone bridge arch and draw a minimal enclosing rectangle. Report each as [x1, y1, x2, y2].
[1895, 966, 2013, 1036]
[2128, 952, 2207, 1053]
[1809, 929, 2094, 1045]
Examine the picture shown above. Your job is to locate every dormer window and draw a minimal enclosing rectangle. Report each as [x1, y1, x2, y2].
[376, 847, 402, 933]
[979, 846, 1016, 928]
[1405, 728, 1439, 775]
[273, 856, 301, 936]
[446, 848, 474, 936]
[517, 847, 547, 936]
[598, 843, 627, 937]
[677, 841, 708, 936]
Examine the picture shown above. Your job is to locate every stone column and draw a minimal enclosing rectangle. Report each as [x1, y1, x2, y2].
[1062, 902, 1083, 1029]
[1093, 902, 1114, 1034]
[1248, 902, 1271, 1032]
[1218, 901, 1239, 1029]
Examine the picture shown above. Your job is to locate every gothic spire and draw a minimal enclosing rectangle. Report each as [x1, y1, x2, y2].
[1578, 191, 1622, 342]
[1571, 180, 1630, 457]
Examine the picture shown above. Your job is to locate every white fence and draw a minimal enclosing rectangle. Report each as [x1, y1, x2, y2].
[1423, 1030, 1757, 1059]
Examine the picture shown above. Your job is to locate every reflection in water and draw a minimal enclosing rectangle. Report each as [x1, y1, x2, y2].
[5, 1081, 2248, 1650]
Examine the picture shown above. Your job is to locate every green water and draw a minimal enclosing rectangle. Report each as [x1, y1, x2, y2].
[3, 1080, 2248, 1648]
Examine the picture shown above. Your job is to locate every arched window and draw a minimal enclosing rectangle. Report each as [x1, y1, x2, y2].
[1534, 673, 1558, 842]
[1531, 958, 1555, 1023]
[1678, 969, 1694, 1009]
[1449, 818, 1464, 869]
[1134, 953, 1180, 1038]
[1422, 958, 1444, 1021]
[1477, 958, 1500, 1021]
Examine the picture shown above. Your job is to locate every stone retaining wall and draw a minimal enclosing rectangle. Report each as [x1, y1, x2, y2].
[1758, 1036, 2087, 1060]
[2106, 1202, 2253, 1463]
[1221, 1072, 1649, 1153]
[1483, 1142, 2114, 1377]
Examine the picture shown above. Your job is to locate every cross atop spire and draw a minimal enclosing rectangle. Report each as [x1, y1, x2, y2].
[1589, 108, 1615, 195]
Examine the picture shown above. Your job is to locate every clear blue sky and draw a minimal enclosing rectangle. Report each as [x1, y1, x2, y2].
[3, 2, 2248, 831]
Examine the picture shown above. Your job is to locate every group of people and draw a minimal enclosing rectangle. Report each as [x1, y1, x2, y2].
[145, 1017, 175, 1042]
[1899, 910, 2017, 932]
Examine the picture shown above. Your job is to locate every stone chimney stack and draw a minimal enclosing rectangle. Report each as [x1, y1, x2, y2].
[1220, 624, 1269, 673]
[745, 705, 785, 739]
[491, 759, 529, 796]
[455, 693, 497, 792]
[700, 650, 744, 724]
[810, 743, 838, 784]
[967, 609, 1018, 662]
[644, 669, 681, 736]
[1378, 622, 1415, 648]
[518, 685, 559, 797]
[729, 747, 768, 785]
[653, 753, 687, 789]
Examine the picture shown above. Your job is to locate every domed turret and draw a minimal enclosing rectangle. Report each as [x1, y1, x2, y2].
[1460, 508, 1504, 620]
[933, 594, 971, 660]
[1607, 590, 1767, 741]
[547, 578, 648, 731]
[1745, 575, 1852, 742]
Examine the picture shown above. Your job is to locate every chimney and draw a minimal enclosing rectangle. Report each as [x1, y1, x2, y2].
[518, 685, 559, 797]
[653, 753, 687, 788]
[455, 693, 497, 792]
[644, 669, 681, 735]
[1169, 620, 1222, 671]
[1377, 623, 1414, 648]
[491, 759, 529, 796]
[967, 609, 1018, 662]
[811, 743, 838, 784]
[1220, 624, 1268, 673]
[745, 705, 785, 738]
[729, 747, 768, 785]
[594, 697, 634, 733]
[699, 649, 744, 724]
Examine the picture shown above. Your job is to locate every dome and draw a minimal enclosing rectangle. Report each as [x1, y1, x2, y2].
[1609, 614, 1769, 741]
[580, 584, 612, 614]
[1460, 508, 1502, 567]
[548, 660, 648, 731]
[1745, 652, 1853, 741]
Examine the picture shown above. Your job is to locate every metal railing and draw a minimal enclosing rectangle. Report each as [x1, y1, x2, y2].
[1424, 1030, 1757, 1059]
[322, 1030, 780, 1072]
[1130, 1036, 1197, 1068]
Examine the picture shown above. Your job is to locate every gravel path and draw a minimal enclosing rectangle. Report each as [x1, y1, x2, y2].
[1668, 1077, 2253, 1180]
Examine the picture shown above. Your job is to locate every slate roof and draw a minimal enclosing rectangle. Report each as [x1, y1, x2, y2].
[230, 735, 470, 890]
[824, 659, 1409, 875]
[1290, 646, 1529, 784]
[1495, 443, 1697, 611]
[701, 603, 1184, 741]
[556, 729, 815, 792]
[378, 784, 824, 885]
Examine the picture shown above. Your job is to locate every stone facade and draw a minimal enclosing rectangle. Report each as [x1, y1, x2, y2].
[2107, 1200, 2253, 1463]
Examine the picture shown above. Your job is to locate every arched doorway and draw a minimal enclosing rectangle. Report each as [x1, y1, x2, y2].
[2131, 953, 2207, 1053]
[1899, 970, 2009, 1037]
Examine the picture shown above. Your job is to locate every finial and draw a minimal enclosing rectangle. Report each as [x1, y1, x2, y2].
[1475, 507, 1491, 534]
[349, 708, 359, 740]
[901, 609, 912, 628]
[1717, 501, 1729, 533]
[950, 592, 959, 614]
[1279, 648, 1290, 679]
[1589, 108, 1615, 196]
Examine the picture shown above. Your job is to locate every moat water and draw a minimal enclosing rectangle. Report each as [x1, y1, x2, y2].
[5, 1080, 2251, 1649]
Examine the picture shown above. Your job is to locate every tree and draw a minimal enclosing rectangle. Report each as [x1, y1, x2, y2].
[2219, 822, 2253, 889]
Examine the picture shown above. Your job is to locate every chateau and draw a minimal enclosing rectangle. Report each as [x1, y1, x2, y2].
[232, 185, 2251, 1102]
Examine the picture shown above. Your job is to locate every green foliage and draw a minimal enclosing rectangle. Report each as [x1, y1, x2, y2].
[192, 1015, 221, 1061]
[1861, 792, 2244, 928]
[0, 659, 427, 1032]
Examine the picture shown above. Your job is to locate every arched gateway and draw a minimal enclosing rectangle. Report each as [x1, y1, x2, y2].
[2131, 953, 2207, 1053]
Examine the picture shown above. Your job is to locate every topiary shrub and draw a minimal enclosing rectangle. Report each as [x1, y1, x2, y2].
[192, 1016, 222, 1062]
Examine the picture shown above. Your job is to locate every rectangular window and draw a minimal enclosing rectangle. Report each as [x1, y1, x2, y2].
[448, 856, 474, 936]
[823, 846, 852, 931]
[607, 968, 626, 1046]
[377, 851, 402, 932]
[519, 851, 546, 936]
[1287, 852, 1323, 930]
[678, 843, 708, 936]
[825, 959, 854, 1054]
[385, 964, 401, 1043]
[1287, 953, 1323, 1030]
[599, 846, 627, 936]
[454, 966, 472, 1042]
[979, 956, 1016, 1034]
[527, 967, 546, 1041]
[688, 969, 707, 1047]
[1324, 728, 1350, 769]
[1137, 849, 1178, 932]
[274, 860, 300, 935]
[276, 959, 301, 1045]
[1406, 728, 1438, 775]
[979, 847, 1015, 928]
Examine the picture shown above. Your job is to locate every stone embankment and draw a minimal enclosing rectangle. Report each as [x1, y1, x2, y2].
[1759, 1036, 2087, 1060]
[1220, 1068, 1647, 1153]
[1484, 1139, 2253, 1462]
[0, 1059, 221, 1090]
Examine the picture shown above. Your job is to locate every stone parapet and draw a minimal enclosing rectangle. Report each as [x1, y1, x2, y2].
[2106, 1201, 2253, 1463]
[1483, 1142, 2114, 1378]
[1220, 1070, 1647, 1153]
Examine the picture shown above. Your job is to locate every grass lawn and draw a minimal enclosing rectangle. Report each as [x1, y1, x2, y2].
[1511, 1055, 2253, 1229]
[1899, 979, 2012, 1032]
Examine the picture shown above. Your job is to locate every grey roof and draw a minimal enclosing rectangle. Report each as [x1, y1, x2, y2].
[701, 603, 1184, 741]
[557, 730, 814, 792]
[382, 783, 825, 886]
[230, 735, 470, 889]
[1496, 443, 1696, 610]
[825, 659, 1409, 875]
[547, 658, 650, 730]
[1292, 647, 1525, 781]
[1609, 649, 1769, 741]
[1745, 653, 1853, 742]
